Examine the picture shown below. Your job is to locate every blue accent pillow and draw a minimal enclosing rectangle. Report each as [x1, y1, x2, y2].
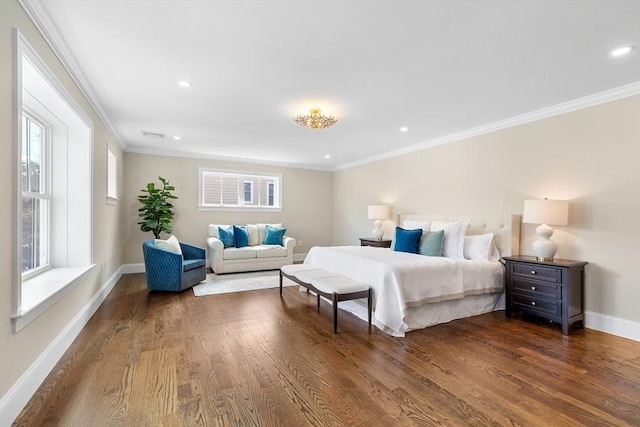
[264, 225, 286, 246]
[234, 225, 249, 248]
[218, 226, 235, 248]
[393, 227, 423, 254]
[418, 229, 445, 256]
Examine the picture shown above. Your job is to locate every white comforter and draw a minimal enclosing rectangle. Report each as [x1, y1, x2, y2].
[304, 246, 504, 335]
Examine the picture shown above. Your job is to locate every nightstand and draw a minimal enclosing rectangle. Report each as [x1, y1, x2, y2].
[359, 238, 392, 248]
[503, 255, 587, 335]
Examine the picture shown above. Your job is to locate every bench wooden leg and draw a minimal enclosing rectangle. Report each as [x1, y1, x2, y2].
[333, 293, 339, 333]
[367, 288, 372, 327]
[317, 294, 320, 308]
[279, 271, 283, 296]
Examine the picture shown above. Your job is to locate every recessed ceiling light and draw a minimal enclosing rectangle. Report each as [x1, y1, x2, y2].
[173, 136, 181, 140]
[178, 81, 192, 87]
[400, 127, 409, 132]
[324, 155, 331, 159]
[610, 46, 634, 57]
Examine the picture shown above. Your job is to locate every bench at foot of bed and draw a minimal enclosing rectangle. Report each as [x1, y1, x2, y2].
[280, 264, 372, 333]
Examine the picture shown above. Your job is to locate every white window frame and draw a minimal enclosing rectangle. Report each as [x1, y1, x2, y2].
[12, 29, 95, 333]
[198, 167, 282, 212]
[21, 112, 51, 279]
[243, 180, 254, 204]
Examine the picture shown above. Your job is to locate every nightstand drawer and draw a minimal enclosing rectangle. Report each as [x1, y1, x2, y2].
[512, 294, 561, 317]
[511, 263, 561, 283]
[512, 279, 561, 299]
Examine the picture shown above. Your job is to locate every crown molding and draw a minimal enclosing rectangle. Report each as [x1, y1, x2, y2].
[125, 147, 334, 172]
[334, 82, 640, 171]
[18, 0, 126, 151]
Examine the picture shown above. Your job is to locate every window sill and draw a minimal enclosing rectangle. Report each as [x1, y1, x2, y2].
[12, 264, 97, 332]
[197, 205, 282, 213]
[106, 196, 118, 205]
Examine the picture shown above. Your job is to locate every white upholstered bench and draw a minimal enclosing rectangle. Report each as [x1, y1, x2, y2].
[280, 264, 372, 333]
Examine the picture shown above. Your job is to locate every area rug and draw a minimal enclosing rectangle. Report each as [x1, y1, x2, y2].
[192, 270, 296, 297]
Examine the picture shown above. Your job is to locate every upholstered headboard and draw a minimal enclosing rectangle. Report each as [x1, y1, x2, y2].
[397, 214, 521, 257]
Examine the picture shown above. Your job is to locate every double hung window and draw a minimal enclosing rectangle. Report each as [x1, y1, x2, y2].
[199, 168, 282, 211]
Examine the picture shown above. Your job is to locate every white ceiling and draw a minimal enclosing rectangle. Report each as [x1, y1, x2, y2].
[26, 0, 640, 170]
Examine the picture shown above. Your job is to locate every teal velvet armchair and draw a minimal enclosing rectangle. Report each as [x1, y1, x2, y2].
[142, 240, 206, 292]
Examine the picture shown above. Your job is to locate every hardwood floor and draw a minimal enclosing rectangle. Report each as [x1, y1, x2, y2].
[14, 273, 640, 426]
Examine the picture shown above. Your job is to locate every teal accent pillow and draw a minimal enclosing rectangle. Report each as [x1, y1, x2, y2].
[418, 229, 445, 256]
[393, 227, 422, 254]
[234, 225, 249, 248]
[218, 226, 235, 248]
[264, 225, 286, 246]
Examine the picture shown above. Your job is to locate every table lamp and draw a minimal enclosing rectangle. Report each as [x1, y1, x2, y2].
[368, 205, 390, 241]
[523, 199, 569, 261]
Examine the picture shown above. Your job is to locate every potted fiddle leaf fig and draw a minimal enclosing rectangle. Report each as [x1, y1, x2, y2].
[137, 176, 178, 239]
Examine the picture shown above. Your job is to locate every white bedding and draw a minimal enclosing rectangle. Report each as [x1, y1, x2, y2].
[304, 246, 504, 336]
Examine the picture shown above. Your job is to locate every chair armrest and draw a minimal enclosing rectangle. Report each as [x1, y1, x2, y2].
[180, 242, 205, 261]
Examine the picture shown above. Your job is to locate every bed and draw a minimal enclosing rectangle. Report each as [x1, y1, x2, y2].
[303, 214, 520, 337]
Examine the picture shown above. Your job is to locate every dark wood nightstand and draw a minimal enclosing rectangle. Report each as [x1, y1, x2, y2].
[503, 255, 587, 335]
[359, 238, 392, 248]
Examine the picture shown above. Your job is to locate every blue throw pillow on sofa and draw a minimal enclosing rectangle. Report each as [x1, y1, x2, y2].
[264, 225, 286, 246]
[234, 225, 249, 248]
[393, 227, 423, 254]
[218, 226, 235, 248]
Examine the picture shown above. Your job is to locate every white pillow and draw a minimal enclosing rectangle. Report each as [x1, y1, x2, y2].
[463, 233, 494, 261]
[208, 223, 231, 238]
[257, 223, 283, 244]
[431, 220, 470, 259]
[402, 220, 431, 231]
[155, 235, 182, 254]
[246, 224, 260, 246]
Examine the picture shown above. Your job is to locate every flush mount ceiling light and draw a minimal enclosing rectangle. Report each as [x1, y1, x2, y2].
[294, 108, 338, 130]
[610, 46, 634, 56]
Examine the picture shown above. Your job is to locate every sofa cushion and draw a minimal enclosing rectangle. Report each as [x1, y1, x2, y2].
[264, 225, 286, 246]
[246, 224, 260, 246]
[223, 246, 258, 260]
[255, 245, 288, 258]
[234, 225, 250, 248]
[218, 226, 235, 248]
[257, 223, 283, 244]
[208, 223, 232, 238]
[183, 258, 205, 272]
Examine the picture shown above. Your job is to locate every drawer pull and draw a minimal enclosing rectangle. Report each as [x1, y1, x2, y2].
[531, 286, 537, 291]
[531, 302, 536, 306]
[530, 270, 537, 275]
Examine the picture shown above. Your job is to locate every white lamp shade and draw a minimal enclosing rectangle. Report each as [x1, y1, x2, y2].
[522, 199, 569, 225]
[368, 205, 390, 220]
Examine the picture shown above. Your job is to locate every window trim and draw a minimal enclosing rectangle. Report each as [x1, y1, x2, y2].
[197, 167, 282, 212]
[106, 146, 118, 205]
[12, 29, 95, 333]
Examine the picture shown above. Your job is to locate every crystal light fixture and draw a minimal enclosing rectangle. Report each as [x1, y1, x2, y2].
[294, 108, 338, 129]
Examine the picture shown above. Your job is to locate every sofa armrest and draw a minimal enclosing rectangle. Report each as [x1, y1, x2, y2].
[206, 236, 225, 273]
[283, 236, 296, 256]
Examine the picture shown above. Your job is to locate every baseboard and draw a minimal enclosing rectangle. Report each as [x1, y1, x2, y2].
[585, 311, 640, 342]
[122, 263, 144, 274]
[293, 253, 308, 263]
[0, 266, 123, 426]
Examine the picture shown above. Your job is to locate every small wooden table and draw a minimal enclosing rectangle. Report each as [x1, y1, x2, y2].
[359, 238, 392, 248]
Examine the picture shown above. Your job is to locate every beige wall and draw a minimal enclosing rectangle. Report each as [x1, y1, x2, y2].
[0, 0, 124, 402]
[334, 96, 640, 322]
[122, 153, 333, 264]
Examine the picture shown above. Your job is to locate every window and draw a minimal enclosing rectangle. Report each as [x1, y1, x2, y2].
[13, 30, 93, 332]
[21, 114, 50, 276]
[198, 168, 282, 211]
[107, 147, 118, 203]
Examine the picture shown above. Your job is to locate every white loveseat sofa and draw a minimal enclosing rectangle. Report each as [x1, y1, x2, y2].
[206, 223, 296, 274]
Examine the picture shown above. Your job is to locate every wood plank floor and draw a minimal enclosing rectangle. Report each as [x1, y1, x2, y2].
[14, 273, 640, 426]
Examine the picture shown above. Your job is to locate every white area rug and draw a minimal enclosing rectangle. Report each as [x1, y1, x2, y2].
[192, 270, 296, 297]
